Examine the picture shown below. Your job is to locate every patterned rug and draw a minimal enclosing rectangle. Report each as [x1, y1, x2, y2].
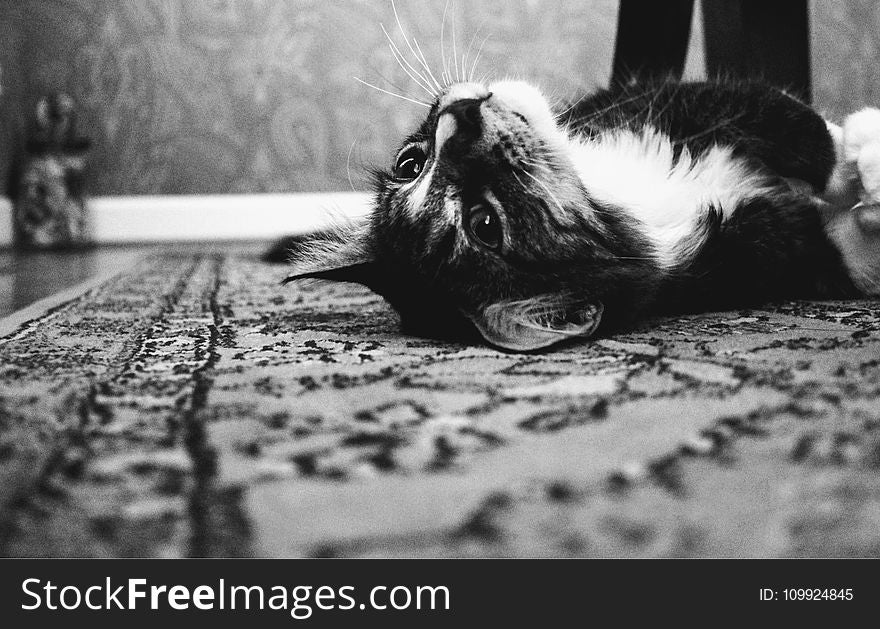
[1, 251, 880, 557]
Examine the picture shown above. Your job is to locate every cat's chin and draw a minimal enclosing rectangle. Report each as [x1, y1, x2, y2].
[488, 80, 560, 142]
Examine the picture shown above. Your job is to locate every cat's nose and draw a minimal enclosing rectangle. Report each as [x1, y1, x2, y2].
[435, 86, 492, 154]
[442, 96, 489, 133]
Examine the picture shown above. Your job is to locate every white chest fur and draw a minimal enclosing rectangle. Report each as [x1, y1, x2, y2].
[567, 128, 770, 269]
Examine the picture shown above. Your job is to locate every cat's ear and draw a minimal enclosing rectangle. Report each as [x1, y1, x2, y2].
[281, 218, 377, 286]
[282, 261, 379, 285]
[467, 296, 604, 351]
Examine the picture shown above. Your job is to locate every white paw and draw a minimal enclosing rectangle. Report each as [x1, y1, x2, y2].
[857, 141, 880, 200]
[843, 108, 880, 157]
[843, 108, 880, 202]
[823, 109, 880, 296]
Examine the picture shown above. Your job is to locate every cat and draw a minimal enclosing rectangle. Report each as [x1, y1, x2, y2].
[278, 77, 880, 351]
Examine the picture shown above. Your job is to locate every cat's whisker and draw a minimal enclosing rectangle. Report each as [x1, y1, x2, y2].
[520, 167, 567, 217]
[353, 76, 431, 107]
[510, 168, 530, 196]
[382, 24, 437, 98]
[390, 0, 442, 94]
[469, 33, 490, 83]
[368, 65, 417, 101]
[563, 102, 584, 132]
[386, 41, 437, 99]
[518, 157, 546, 171]
[648, 82, 682, 126]
[570, 90, 650, 133]
[382, 40, 435, 97]
[635, 87, 663, 129]
[346, 138, 358, 193]
[676, 112, 747, 144]
[451, 1, 460, 82]
[412, 37, 443, 92]
[440, 0, 451, 87]
[518, 154, 555, 173]
[461, 25, 481, 82]
[555, 92, 589, 121]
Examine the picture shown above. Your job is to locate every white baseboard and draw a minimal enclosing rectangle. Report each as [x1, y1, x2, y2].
[0, 198, 11, 247]
[0, 192, 373, 247]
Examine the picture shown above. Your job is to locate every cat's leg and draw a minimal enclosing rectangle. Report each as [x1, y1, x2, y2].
[822, 108, 880, 296]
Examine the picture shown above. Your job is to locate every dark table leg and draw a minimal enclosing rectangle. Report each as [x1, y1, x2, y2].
[612, 0, 696, 85]
[702, 0, 812, 102]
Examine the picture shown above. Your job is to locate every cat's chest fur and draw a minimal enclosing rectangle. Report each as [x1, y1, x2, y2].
[558, 81, 859, 311]
[566, 127, 771, 269]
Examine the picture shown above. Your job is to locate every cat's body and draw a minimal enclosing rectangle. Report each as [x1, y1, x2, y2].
[282, 78, 880, 351]
[564, 80, 859, 313]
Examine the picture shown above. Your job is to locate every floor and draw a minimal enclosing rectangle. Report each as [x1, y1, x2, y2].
[0, 247, 148, 318]
[1, 246, 880, 557]
[0, 243, 266, 317]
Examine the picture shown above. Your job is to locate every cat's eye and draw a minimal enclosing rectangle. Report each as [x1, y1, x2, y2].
[467, 204, 503, 251]
[393, 145, 427, 181]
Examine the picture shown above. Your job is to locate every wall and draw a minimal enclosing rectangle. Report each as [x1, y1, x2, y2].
[812, 1, 880, 120]
[0, 0, 629, 195]
[0, 4, 26, 198]
[0, 1, 877, 197]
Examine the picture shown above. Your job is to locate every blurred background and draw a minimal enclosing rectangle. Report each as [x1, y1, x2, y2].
[0, 0, 621, 196]
[1, 0, 878, 197]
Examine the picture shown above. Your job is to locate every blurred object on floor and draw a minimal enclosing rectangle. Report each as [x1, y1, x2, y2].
[9, 93, 91, 249]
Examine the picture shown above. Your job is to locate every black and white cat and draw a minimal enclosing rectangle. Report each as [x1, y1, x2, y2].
[281, 77, 880, 351]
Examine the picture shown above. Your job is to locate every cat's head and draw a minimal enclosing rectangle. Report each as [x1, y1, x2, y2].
[286, 81, 660, 351]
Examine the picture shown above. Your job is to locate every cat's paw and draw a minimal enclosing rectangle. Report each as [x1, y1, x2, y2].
[824, 109, 880, 295]
[843, 108, 880, 203]
[826, 203, 880, 295]
[857, 142, 880, 202]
